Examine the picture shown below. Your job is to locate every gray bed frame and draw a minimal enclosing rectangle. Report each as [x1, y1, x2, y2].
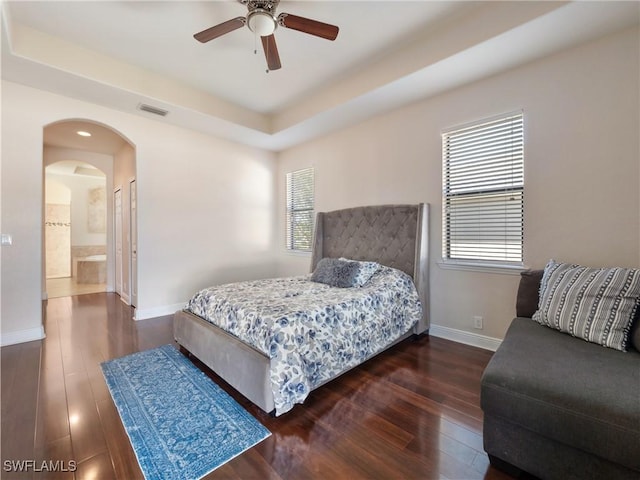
[174, 203, 430, 414]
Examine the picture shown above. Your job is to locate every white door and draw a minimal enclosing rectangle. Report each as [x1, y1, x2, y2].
[129, 179, 137, 307]
[114, 188, 123, 296]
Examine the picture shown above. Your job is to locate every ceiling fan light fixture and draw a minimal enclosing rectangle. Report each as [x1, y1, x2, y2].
[247, 10, 276, 37]
[193, 1, 339, 71]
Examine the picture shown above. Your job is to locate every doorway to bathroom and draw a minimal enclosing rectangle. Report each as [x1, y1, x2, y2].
[45, 161, 108, 298]
[42, 119, 136, 302]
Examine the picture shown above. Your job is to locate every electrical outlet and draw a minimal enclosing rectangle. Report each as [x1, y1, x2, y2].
[473, 316, 483, 329]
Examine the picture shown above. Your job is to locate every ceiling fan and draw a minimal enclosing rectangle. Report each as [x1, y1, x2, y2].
[194, 0, 339, 71]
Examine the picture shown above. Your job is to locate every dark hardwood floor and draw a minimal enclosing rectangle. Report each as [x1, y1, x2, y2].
[1, 293, 516, 479]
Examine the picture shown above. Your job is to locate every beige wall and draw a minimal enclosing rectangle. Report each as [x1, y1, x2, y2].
[276, 26, 640, 343]
[45, 178, 72, 204]
[1, 81, 277, 344]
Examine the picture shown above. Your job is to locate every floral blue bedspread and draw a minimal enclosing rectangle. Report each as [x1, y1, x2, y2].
[186, 266, 422, 415]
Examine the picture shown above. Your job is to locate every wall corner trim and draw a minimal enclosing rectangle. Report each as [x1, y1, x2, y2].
[1, 326, 46, 347]
[429, 324, 502, 352]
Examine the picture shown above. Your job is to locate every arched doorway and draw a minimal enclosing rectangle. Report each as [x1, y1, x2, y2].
[45, 161, 108, 297]
[42, 120, 137, 305]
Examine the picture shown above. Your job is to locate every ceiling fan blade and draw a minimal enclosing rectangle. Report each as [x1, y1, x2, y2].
[261, 35, 282, 71]
[194, 17, 246, 43]
[278, 13, 339, 41]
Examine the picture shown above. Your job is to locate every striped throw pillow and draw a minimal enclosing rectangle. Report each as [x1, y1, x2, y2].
[532, 260, 640, 351]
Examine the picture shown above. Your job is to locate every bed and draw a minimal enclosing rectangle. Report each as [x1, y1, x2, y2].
[174, 203, 430, 415]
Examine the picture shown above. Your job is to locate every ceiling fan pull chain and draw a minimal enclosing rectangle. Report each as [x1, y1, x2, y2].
[265, 37, 269, 73]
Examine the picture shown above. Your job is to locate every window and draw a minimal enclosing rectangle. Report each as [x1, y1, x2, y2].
[442, 112, 524, 265]
[286, 167, 314, 251]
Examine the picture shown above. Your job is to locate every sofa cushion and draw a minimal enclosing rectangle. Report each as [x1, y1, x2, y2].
[481, 318, 640, 471]
[516, 269, 544, 318]
[532, 260, 640, 351]
[630, 317, 640, 352]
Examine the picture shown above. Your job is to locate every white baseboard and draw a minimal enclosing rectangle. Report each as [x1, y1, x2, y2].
[120, 293, 131, 306]
[1, 325, 46, 347]
[134, 302, 186, 321]
[429, 324, 502, 352]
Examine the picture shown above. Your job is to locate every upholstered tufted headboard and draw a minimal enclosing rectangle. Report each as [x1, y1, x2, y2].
[311, 204, 430, 334]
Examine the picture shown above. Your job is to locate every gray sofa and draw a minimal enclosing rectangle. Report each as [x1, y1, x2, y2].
[481, 270, 640, 480]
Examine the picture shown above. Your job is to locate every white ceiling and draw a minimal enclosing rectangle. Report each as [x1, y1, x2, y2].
[5, 1, 467, 114]
[2, 1, 639, 152]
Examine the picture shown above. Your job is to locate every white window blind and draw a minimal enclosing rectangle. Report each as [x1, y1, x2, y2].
[286, 167, 314, 251]
[442, 112, 524, 264]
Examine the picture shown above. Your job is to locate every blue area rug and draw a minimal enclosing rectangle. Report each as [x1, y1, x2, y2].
[101, 344, 271, 480]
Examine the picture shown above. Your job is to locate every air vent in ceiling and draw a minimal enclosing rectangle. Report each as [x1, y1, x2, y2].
[137, 103, 169, 117]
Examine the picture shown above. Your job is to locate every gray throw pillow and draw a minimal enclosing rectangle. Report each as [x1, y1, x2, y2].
[532, 260, 640, 351]
[339, 258, 380, 287]
[311, 258, 361, 288]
